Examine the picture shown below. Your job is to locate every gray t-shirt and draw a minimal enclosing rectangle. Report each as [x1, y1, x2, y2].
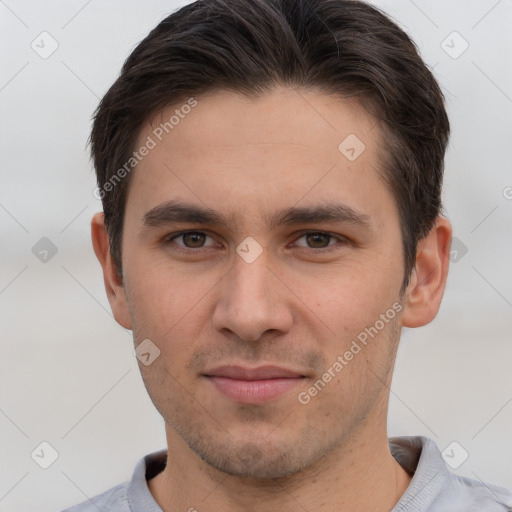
[62, 436, 512, 511]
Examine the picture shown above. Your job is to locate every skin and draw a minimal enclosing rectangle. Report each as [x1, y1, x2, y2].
[92, 86, 451, 512]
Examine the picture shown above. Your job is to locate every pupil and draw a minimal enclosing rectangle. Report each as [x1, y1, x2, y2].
[307, 233, 329, 248]
[184, 232, 204, 247]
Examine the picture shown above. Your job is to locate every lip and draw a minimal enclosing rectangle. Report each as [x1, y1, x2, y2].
[203, 365, 306, 404]
[205, 365, 305, 380]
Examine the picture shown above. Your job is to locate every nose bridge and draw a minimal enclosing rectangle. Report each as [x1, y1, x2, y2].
[229, 232, 272, 296]
[238, 248, 270, 289]
[229, 249, 274, 314]
[213, 247, 292, 341]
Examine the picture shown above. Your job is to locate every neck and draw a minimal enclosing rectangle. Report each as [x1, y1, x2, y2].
[149, 415, 412, 512]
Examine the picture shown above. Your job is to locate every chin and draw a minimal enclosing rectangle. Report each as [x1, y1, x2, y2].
[197, 440, 309, 479]
[179, 423, 335, 480]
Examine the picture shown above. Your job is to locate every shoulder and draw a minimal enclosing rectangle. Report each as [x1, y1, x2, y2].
[60, 450, 166, 512]
[437, 473, 512, 511]
[390, 436, 512, 512]
[61, 482, 130, 512]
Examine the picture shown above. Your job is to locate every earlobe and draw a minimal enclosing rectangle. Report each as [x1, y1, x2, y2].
[91, 212, 132, 330]
[401, 216, 452, 328]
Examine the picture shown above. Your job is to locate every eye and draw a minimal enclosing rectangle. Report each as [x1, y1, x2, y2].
[167, 231, 218, 249]
[294, 231, 346, 250]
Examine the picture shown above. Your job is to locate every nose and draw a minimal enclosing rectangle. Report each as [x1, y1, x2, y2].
[212, 250, 293, 342]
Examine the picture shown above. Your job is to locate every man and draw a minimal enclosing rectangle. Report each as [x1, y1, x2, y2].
[64, 0, 512, 510]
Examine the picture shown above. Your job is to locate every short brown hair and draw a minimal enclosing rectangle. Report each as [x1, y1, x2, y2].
[90, 0, 450, 289]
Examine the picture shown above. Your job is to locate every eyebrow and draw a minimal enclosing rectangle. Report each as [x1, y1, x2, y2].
[142, 199, 372, 231]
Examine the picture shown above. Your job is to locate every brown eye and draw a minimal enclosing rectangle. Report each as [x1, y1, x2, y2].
[305, 232, 332, 248]
[182, 232, 206, 248]
[169, 231, 216, 249]
[293, 231, 348, 253]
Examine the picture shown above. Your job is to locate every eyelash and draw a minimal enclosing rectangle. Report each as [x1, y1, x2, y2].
[164, 230, 348, 253]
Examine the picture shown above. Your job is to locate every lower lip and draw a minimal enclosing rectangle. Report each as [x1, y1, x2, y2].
[206, 376, 303, 404]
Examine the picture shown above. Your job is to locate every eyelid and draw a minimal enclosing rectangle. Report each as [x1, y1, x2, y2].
[291, 230, 349, 250]
[163, 229, 349, 251]
[166, 230, 219, 248]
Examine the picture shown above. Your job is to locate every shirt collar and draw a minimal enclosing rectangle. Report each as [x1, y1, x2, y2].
[126, 436, 445, 511]
[389, 436, 449, 511]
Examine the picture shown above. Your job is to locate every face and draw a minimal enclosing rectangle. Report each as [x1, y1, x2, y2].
[117, 87, 408, 478]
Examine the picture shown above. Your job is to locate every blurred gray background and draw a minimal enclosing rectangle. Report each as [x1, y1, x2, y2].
[1, 0, 511, 510]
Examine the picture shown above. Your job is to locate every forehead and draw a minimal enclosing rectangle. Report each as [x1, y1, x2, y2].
[146, 86, 379, 156]
[126, 87, 392, 225]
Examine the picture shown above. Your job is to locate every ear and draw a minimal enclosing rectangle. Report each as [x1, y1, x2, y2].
[91, 212, 132, 330]
[401, 216, 452, 328]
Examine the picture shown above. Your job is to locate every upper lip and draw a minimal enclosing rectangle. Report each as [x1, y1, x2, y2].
[204, 365, 305, 380]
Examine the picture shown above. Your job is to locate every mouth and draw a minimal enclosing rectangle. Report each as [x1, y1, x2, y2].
[203, 365, 307, 404]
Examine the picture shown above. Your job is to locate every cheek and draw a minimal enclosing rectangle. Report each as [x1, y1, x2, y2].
[125, 251, 219, 329]
[296, 257, 401, 336]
